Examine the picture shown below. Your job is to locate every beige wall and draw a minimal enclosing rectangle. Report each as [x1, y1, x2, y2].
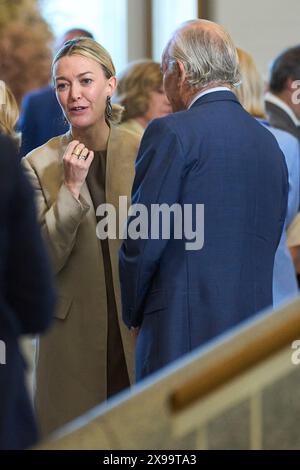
[126, 0, 300, 80]
[127, 0, 150, 62]
[208, 0, 300, 80]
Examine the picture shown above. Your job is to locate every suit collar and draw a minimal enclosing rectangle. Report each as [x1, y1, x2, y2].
[265, 92, 300, 126]
[106, 125, 124, 206]
[190, 89, 241, 108]
[188, 86, 232, 108]
[264, 100, 300, 141]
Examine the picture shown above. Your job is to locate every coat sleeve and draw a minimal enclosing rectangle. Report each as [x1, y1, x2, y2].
[119, 118, 185, 328]
[22, 157, 90, 274]
[4, 140, 56, 335]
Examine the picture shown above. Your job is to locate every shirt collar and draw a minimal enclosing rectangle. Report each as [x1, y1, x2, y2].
[265, 91, 300, 126]
[188, 86, 232, 109]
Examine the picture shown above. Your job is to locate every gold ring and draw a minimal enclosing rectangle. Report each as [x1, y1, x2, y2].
[73, 148, 81, 156]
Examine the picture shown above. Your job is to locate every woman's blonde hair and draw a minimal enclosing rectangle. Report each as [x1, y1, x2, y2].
[115, 60, 163, 122]
[235, 48, 265, 118]
[52, 37, 123, 125]
[0, 80, 20, 143]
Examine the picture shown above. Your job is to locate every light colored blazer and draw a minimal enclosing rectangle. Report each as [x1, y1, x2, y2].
[22, 126, 140, 436]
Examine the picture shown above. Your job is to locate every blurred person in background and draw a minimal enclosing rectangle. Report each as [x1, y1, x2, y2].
[115, 60, 172, 136]
[264, 46, 300, 283]
[0, 80, 20, 145]
[18, 28, 94, 156]
[235, 48, 299, 306]
[22, 37, 140, 436]
[0, 133, 55, 449]
[265, 45, 300, 141]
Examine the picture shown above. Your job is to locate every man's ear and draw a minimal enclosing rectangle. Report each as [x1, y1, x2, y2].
[177, 60, 186, 86]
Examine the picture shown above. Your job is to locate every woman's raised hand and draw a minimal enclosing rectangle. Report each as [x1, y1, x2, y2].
[63, 140, 94, 199]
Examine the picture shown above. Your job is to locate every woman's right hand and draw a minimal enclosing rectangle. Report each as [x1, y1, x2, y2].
[63, 140, 94, 199]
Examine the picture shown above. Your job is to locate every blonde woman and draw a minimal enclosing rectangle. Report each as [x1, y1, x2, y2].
[0, 80, 20, 144]
[115, 60, 171, 136]
[235, 48, 299, 306]
[22, 38, 140, 436]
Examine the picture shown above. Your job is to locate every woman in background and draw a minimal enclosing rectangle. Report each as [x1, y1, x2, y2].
[115, 60, 171, 136]
[22, 38, 140, 436]
[235, 48, 299, 305]
[0, 80, 20, 144]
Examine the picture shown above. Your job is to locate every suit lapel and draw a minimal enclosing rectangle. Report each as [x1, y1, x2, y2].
[265, 101, 300, 140]
[106, 126, 134, 209]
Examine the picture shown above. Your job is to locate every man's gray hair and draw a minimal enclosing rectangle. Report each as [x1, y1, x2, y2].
[165, 19, 240, 89]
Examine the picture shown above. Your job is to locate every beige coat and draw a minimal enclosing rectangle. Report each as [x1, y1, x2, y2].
[22, 126, 140, 436]
[119, 119, 144, 137]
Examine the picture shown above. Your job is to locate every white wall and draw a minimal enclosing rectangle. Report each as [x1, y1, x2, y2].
[152, 0, 198, 62]
[41, 0, 127, 73]
[41, 0, 300, 79]
[127, 0, 149, 62]
[209, 0, 300, 80]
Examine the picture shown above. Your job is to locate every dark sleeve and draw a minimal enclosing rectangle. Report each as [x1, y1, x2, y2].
[4, 138, 56, 334]
[18, 95, 37, 157]
[119, 119, 185, 328]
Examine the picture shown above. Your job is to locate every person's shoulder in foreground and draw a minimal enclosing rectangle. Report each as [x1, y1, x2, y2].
[0, 132, 55, 450]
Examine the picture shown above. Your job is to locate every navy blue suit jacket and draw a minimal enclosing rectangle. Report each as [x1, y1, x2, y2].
[119, 91, 288, 380]
[19, 85, 69, 157]
[0, 134, 55, 449]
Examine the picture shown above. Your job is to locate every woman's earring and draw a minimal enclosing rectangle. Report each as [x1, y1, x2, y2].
[105, 96, 112, 120]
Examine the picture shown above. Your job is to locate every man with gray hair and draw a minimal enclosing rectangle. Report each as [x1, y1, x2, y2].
[119, 19, 288, 380]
